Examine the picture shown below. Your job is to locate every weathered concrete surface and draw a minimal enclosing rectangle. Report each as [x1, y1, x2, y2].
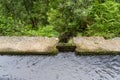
[73, 37, 120, 55]
[0, 36, 59, 54]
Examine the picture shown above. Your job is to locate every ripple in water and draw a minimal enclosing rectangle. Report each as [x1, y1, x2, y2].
[0, 52, 120, 80]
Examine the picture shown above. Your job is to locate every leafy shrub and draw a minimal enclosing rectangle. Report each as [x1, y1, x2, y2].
[0, 16, 27, 36]
[48, 0, 93, 42]
[0, 15, 58, 37]
[25, 25, 59, 37]
[86, 1, 120, 38]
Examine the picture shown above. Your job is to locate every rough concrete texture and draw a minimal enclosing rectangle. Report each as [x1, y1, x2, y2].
[0, 36, 59, 54]
[73, 37, 120, 54]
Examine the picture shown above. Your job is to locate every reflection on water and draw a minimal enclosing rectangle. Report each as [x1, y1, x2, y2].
[0, 52, 120, 80]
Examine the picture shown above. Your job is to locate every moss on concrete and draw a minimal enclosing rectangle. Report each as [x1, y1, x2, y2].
[75, 50, 120, 55]
[0, 51, 58, 55]
[57, 43, 76, 52]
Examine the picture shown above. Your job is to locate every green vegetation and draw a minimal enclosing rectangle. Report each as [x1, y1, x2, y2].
[24, 25, 59, 37]
[0, 0, 120, 42]
[86, 1, 120, 38]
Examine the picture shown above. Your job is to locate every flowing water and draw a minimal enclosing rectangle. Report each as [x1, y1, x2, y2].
[0, 52, 120, 80]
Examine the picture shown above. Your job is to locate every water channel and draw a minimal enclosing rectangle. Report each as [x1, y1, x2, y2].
[0, 52, 120, 80]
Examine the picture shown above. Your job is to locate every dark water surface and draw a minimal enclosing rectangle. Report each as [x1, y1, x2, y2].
[0, 52, 120, 80]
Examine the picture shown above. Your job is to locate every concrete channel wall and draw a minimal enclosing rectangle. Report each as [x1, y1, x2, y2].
[73, 37, 120, 55]
[0, 36, 120, 55]
[0, 36, 59, 55]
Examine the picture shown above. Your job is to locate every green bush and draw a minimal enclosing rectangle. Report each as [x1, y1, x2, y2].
[0, 16, 28, 36]
[0, 15, 58, 37]
[48, 0, 93, 42]
[24, 25, 59, 37]
[86, 1, 120, 38]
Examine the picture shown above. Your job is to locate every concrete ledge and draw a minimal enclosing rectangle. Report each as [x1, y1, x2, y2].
[1, 36, 120, 55]
[0, 36, 59, 55]
[73, 37, 120, 55]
